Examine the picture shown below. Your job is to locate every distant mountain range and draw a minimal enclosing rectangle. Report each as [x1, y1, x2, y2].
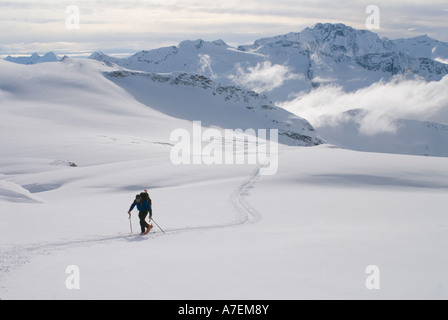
[88, 23, 448, 101]
[5, 52, 61, 65]
[6, 23, 448, 102]
[3, 23, 448, 157]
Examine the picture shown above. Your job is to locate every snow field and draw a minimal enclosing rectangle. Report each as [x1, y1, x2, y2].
[1, 58, 447, 299]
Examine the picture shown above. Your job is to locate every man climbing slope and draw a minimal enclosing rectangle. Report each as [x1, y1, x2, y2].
[128, 193, 153, 235]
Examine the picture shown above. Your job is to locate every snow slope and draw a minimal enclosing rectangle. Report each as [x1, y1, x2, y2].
[104, 70, 323, 146]
[1, 146, 447, 300]
[1, 59, 448, 300]
[0, 180, 43, 204]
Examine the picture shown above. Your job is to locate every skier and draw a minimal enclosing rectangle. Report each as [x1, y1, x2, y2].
[128, 193, 153, 235]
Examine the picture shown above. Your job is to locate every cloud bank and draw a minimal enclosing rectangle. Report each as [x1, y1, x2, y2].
[281, 75, 448, 136]
[229, 61, 302, 93]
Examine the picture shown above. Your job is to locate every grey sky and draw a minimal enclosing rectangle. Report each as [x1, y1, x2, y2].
[0, 0, 447, 58]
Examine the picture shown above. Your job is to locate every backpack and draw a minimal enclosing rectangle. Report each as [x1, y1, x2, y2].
[140, 191, 152, 206]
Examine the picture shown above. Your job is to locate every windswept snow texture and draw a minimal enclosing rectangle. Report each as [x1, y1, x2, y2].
[0, 180, 42, 203]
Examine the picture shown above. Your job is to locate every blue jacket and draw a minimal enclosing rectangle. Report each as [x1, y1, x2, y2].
[129, 199, 151, 213]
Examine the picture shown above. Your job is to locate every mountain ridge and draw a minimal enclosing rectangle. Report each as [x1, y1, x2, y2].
[104, 68, 324, 146]
[87, 23, 448, 101]
[5, 52, 60, 65]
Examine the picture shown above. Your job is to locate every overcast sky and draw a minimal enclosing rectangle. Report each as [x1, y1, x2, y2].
[1, 0, 447, 58]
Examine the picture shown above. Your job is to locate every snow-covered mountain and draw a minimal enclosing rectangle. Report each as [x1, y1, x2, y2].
[85, 23, 448, 158]
[88, 52, 122, 67]
[105, 70, 323, 146]
[2, 36, 448, 300]
[1, 57, 448, 300]
[3, 23, 446, 158]
[5, 52, 60, 65]
[393, 35, 448, 61]
[89, 23, 448, 102]
[0, 57, 322, 165]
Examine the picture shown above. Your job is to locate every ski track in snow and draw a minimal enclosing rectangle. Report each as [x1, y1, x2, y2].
[229, 165, 262, 225]
[0, 166, 262, 298]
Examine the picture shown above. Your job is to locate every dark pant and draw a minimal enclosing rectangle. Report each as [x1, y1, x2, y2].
[139, 210, 150, 233]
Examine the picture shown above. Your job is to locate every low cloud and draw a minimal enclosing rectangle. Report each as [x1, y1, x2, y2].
[229, 61, 302, 93]
[280, 75, 448, 136]
[435, 57, 448, 64]
[198, 54, 217, 79]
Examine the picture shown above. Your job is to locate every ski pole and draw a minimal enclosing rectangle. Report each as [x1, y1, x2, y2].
[149, 217, 166, 234]
[129, 214, 133, 234]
